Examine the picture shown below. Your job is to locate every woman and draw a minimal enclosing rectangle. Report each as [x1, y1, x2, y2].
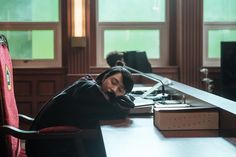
[26, 66, 134, 157]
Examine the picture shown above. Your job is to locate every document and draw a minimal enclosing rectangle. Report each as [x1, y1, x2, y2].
[130, 97, 154, 115]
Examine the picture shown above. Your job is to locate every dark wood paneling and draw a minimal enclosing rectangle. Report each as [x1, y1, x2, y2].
[87, 0, 97, 67]
[37, 81, 56, 96]
[14, 81, 32, 97]
[14, 68, 66, 117]
[68, 47, 88, 73]
[169, 0, 177, 65]
[176, 0, 203, 88]
[220, 109, 236, 131]
[17, 102, 33, 117]
[61, 0, 71, 68]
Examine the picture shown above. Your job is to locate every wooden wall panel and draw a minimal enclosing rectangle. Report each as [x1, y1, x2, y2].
[14, 69, 66, 117]
[176, 0, 203, 88]
[17, 102, 33, 117]
[68, 47, 89, 73]
[169, 0, 177, 65]
[87, 0, 97, 67]
[14, 81, 32, 97]
[37, 81, 56, 96]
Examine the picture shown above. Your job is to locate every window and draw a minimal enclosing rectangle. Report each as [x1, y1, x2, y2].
[203, 0, 236, 67]
[96, 0, 169, 67]
[0, 0, 61, 68]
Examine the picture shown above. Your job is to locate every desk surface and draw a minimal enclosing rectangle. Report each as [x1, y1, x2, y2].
[101, 116, 236, 157]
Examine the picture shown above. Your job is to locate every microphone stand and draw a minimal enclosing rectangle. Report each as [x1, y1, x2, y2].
[123, 65, 188, 106]
[123, 66, 168, 100]
[124, 66, 164, 83]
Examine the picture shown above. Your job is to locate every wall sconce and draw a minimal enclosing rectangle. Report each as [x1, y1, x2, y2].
[72, 0, 86, 47]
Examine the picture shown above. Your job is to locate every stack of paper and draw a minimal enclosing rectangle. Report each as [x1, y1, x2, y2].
[129, 97, 154, 115]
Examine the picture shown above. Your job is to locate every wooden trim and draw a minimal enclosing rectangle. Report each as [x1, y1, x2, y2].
[71, 37, 87, 47]
[176, 0, 203, 88]
[63, 0, 70, 71]
[87, 0, 97, 66]
[169, 0, 177, 65]
[13, 68, 66, 75]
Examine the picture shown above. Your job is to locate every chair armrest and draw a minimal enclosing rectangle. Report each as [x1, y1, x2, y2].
[0, 125, 39, 139]
[19, 114, 34, 125]
[0, 125, 98, 140]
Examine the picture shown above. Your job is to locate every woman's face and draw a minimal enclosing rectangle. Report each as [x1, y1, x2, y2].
[101, 73, 126, 97]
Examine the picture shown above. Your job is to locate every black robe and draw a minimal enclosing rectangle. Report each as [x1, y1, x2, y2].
[25, 76, 132, 157]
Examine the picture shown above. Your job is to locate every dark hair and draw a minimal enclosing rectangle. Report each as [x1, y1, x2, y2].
[106, 51, 124, 67]
[96, 66, 134, 93]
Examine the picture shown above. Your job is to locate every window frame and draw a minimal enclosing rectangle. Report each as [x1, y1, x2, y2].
[203, 22, 236, 67]
[96, 0, 169, 67]
[0, 1, 62, 68]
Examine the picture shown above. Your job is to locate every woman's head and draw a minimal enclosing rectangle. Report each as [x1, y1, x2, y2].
[96, 66, 133, 97]
[106, 51, 124, 67]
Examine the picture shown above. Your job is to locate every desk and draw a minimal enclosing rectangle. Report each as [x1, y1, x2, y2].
[101, 116, 236, 157]
[147, 73, 236, 114]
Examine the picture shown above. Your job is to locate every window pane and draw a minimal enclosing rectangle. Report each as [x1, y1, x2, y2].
[208, 30, 236, 58]
[0, 0, 59, 22]
[204, 0, 236, 22]
[98, 0, 165, 22]
[104, 30, 160, 59]
[0, 30, 54, 60]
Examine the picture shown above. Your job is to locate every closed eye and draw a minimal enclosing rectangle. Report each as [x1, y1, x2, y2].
[111, 78, 125, 95]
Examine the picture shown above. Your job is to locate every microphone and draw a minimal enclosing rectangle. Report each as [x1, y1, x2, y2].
[122, 65, 171, 100]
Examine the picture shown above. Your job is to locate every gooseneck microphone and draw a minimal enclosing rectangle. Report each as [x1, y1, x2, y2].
[116, 61, 170, 100]
[116, 60, 166, 84]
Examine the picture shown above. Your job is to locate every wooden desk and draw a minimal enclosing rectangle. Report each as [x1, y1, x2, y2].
[100, 116, 236, 157]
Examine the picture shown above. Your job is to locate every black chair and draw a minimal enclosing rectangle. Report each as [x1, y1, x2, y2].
[123, 51, 152, 73]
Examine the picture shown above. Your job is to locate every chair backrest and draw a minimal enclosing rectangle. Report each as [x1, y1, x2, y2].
[0, 34, 21, 157]
[123, 51, 152, 73]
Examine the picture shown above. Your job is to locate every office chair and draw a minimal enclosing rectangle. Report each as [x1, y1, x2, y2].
[0, 34, 96, 157]
[123, 51, 152, 73]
